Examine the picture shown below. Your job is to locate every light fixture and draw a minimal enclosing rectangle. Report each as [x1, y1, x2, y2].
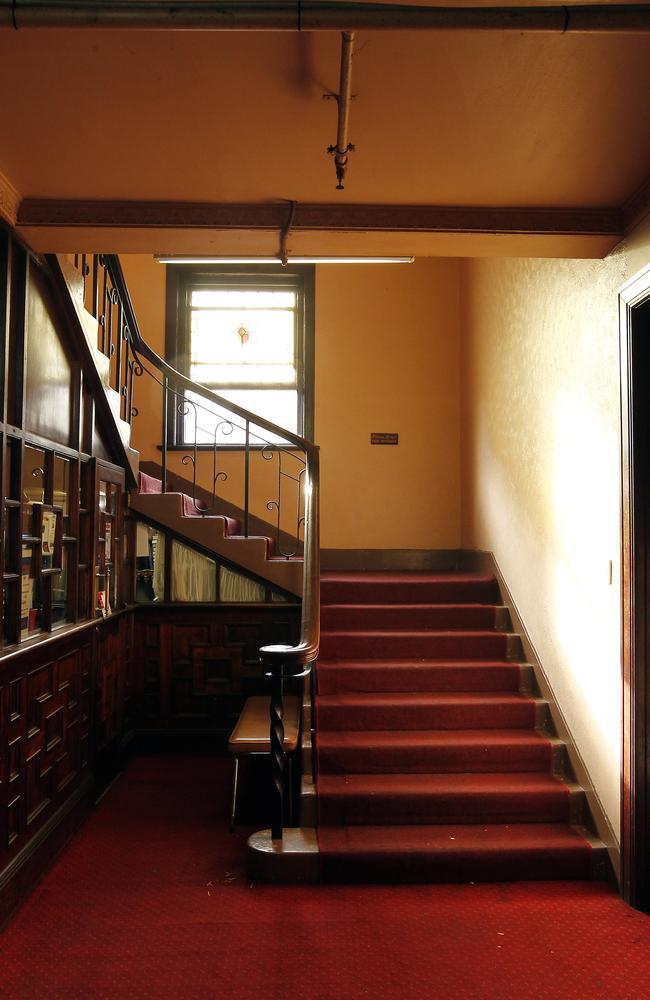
[154, 255, 415, 265]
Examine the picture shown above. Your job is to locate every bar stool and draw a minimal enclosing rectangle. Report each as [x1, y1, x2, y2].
[228, 695, 302, 831]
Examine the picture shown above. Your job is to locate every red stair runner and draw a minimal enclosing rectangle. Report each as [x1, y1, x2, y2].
[138, 471, 279, 557]
[315, 570, 599, 883]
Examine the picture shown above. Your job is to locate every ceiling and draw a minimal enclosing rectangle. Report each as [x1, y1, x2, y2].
[1, 3, 650, 257]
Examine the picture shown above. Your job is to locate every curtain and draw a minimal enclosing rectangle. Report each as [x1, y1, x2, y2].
[171, 541, 217, 602]
[219, 565, 265, 603]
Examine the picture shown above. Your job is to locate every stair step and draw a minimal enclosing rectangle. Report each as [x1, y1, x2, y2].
[317, 659, 523, 694]
[316, 692, 537, 731]
[321, 572, 500, 605]
[317, 772, 573, 825]
[321, 603, 502, 631]
[317, 823, 595, 883]
[317, 729, 553, 774]
[312, 569, 604, 886]
[319, 629, 509, 660]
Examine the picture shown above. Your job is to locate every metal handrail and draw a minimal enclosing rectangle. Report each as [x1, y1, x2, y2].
[102, 254, 320, 839]
[104, 255, 314, 456]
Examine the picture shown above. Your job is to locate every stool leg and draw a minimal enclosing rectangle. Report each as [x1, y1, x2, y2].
[230, 756, 239, 832]
[287, 757, 293, 826]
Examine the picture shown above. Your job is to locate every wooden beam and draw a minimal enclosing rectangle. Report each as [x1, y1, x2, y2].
[623, 174, 650, 235]
[17, 199, 623, 237]
[3, 2, 650, 33]
[0, 170, 19, 228]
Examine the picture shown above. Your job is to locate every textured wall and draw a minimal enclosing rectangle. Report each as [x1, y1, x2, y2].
[460, 232, 650, 839]
[123, 256, 462, 551]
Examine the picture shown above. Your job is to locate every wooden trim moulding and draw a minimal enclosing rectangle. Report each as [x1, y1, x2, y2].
[618, 262, 650, 910]
[623, 174, 650, 235]
[460, 549, 621, 884]
[17, 200, 624, 238]
[0, 172, 20, 228]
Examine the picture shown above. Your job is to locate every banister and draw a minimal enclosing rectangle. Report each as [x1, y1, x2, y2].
[99, 253, 320, 839]
[103, 255, 316, 458]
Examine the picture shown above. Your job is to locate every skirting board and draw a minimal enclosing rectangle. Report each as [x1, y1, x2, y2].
[460, 549, 621, 885]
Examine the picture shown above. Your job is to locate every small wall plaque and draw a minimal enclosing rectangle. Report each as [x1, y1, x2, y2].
[370, 433, 399, 445]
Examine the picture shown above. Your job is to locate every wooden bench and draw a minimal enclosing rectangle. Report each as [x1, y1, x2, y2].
[228, 695, 302, 831]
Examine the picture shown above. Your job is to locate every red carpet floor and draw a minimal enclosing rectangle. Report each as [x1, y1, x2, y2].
[1, 756, 650, 1000]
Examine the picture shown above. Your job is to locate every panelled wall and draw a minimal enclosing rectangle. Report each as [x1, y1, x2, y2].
[133, 605, 299, 740]
[0, 229, 302, 924]
[0, 228, 138, 920]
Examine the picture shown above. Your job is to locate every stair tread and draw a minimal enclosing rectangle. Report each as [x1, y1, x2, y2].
[318, 659, 519, 668]
[321, 572, 497, 584]
[317, 729, 551, 747]
[318, 772, 570, 794]
[321, 629, 508, 638]
[322, 603, 501, 610]
[317, 822, 592, 852]
[317, 692, 535, 705]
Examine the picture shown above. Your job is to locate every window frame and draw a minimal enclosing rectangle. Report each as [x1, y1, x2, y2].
[164, 264, 315, 449]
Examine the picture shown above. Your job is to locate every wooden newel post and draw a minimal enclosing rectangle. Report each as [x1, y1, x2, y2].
[269, 659, 285, 841]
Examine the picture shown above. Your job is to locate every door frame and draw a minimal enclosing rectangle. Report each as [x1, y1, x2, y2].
[619, 262, 650, 910]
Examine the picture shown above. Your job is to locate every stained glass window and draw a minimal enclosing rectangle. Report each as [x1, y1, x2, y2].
[168, 266, 313, 447]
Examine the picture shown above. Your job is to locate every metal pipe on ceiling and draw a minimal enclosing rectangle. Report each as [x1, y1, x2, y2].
[2, 1, 650, 33]
[327, 32, 355, 190]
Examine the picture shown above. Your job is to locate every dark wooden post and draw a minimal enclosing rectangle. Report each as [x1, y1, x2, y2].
[269, 659, 285, 840]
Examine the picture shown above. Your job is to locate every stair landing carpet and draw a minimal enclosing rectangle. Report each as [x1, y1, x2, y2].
[316, 571, 599, 883]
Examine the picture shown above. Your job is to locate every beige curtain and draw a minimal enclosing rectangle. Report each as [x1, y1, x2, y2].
[219, 566, 265, 603]
[152, 532, 165, 601]
[171, 541, 217, 602]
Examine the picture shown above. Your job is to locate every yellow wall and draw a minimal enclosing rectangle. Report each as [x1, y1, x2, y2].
[122, 255, 462, 550]
[460, 225, 650, 841]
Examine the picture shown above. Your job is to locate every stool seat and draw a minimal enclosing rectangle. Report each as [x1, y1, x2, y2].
[228, 695, 301, 754]
[227, 695, 302, 830]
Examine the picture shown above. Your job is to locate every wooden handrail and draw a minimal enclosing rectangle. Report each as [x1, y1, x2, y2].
[104, 255, 316, 457]
[102, 254, 320, 839]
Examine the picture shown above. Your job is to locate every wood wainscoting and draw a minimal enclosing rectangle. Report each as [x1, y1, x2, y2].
[132, 603, 301, 748]
[0, 612, 134, 926]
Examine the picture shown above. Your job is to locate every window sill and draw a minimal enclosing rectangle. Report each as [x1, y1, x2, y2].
[158, 442, 304, 453]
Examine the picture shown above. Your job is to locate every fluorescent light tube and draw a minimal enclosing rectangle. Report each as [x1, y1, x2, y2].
[154, 255, 414, 265]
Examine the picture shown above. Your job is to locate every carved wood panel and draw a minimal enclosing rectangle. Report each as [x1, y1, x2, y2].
[0, 614, 132, 876]
[133, 605, 300, 735]
[0, 632, 94, 859]
[94, 615, 132, 755]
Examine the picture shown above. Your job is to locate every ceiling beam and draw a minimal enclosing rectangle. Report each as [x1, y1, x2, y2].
[17, 199, 623, 238]
[0, 170, 19, 227]
[624, 174, 650, 235]
[2, 1, 650, 33]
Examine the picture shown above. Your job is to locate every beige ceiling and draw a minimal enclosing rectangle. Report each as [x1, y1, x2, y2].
[1, 9, 650, 256]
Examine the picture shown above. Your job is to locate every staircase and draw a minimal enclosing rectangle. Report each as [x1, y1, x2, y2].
[314, 570, 606, 883]
[130, 472, 303, 595]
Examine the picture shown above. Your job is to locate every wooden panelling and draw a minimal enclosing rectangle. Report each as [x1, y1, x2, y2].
[24, 265, 74, 447]
[133, 604, 300, 737]
[94, 615, 132, 755]
[0, 614, 133, 907]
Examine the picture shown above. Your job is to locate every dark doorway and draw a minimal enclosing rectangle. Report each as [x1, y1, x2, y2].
[620, 265, 650, 912]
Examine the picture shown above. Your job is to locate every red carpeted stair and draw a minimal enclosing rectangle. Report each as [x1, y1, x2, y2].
[315, 570, 603, 883]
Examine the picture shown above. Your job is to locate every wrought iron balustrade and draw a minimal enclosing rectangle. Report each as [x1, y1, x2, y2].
[69, 251, 320, 839]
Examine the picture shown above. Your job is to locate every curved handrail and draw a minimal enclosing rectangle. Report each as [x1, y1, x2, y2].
[76, 253, 320, 839]
[104, 255, 316, 457]
[103, 254, 320, 659]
